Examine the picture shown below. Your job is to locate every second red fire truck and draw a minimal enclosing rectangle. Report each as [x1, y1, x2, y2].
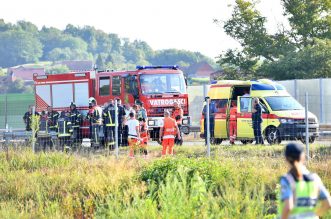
[33, 65, 191, 141]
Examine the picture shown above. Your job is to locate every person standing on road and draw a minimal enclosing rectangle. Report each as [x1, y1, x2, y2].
[116, 98, 127, 146]
[279, 142, 331, 219]
[159, 110, 180, 156]
[202, 100, 217, 145]
[229, 101, 237, 145]
[23, 105, 39, 131]
[172, 102, 184, 145]
[252, 97, 264, 145]
[47, 106, 60, 132]
[87, 97, 103, 146]
[103, 100, 116, 149]
[69, 102, 82, 143]
[126, 112, 140, 158]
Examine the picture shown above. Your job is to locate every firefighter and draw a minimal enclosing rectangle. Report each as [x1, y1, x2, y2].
[126, 112, 140, 158]
[57, 111, 73, 151]
[139, 117, 148, 157]
[87, 97, 103, 147]
[279, 142, 331, 218]
[229, 101, 237, 145]
[116, 98, 127, 146]
[37, 111, 52, 151]
[69, 102, 82, 144]
[159, 110, 180, 156]
[23, 105, 39, 131]
[47, 106, 60, 132]
[172, 102, 183, 145]
[103, 100, 116, 149]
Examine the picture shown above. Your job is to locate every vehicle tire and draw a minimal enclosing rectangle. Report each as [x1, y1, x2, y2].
[211, 138, 222, 145]
[241, 140, 254, 145]
[265, 126, 281, 145]
[300, 137, 316, 144]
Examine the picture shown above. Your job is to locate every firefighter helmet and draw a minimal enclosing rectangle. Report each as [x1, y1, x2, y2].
[88, 97, 97, 105]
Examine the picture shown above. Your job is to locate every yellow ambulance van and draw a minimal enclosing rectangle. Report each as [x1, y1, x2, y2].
[200, 79, 319, 145]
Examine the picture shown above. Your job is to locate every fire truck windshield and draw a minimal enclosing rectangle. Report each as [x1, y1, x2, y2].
[140, 73, 186, 95]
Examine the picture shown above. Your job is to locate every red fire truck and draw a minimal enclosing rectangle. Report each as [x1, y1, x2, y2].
[33, 66, 191, 140]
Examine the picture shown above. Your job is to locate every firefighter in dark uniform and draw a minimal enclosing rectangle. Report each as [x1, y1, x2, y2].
[103, 100, 116, 149]
[69, 102, 82, 144]
[23, 105, 39, 131]
[47, 106, 60, 132]
[87, 97, 103, 147]
[37, 111, 52, 151]
[57, 111, 73, 151]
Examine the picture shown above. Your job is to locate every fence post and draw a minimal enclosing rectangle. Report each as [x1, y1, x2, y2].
[305, 92, 309, 162]
[114, 99, 119, 159]
[203, 84, 208, 99]
[32, 106, 36, 153]
[319, 78, 324, 124]
[294, 79, 298, 100]
[205, 97, 211, 157]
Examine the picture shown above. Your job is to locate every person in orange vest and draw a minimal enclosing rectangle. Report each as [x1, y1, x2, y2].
[139, 117, 149, 157]
[229, 100, 237, 145]
[172, 102, 183, 145]
[159, 110, 180, 156]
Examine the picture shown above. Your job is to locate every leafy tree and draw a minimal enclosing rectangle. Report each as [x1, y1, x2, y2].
[0, 30, 43, 67]
[95, 54, 106, 70]
[46, 47, 92, 61]
[217, 0, 331, 80]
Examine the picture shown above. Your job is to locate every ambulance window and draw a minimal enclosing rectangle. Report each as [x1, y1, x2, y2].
[212, 99, 228, 113]
[112, 76, 121, 96]
[240, 97, 252, 113]
[99, 77, 110, 96]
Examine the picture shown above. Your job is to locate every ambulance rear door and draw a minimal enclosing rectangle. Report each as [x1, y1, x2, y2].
[237, 96, 254, 138]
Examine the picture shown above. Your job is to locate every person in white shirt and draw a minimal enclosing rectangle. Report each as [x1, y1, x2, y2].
[125, 112, 140, 158]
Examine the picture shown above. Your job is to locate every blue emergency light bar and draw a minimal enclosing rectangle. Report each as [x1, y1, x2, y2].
[136, 65, 179, 70]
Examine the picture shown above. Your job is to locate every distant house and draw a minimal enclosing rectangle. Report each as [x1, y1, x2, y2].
[58, 60, 93, 72]
[184, 61, 215, 78]
[210, 70, 224, 81]
[8, 66, 45, 82]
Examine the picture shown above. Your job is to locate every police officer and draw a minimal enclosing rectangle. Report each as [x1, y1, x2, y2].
[37, 111, 52, 151]
[202, 99, 217, 145]
[57, 111, 73, 151]
[87, 97, 103, 147]
[47, 106, 60, 132]
[252, 97, 264, 145]
[279, 142, 331, 218]
[103, 100, 116, 149]
[23, 105, 39, 131]
[69, 102, 82, 144]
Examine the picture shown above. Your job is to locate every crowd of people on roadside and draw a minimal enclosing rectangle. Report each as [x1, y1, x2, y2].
[23, 98, 183, 157]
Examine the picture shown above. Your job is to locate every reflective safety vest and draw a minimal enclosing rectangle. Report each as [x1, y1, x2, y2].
[103, 106, 116, 127]
[172, 108, 183, 125]
[163, 117, 177, 139]
[69, 110, 82, 127]
[38, 116, 50, 137]
[229, 107, 237, 121]
[48, 111, 60, 130]
[57, 117, 73, 137]
[278, 173, 319, 219]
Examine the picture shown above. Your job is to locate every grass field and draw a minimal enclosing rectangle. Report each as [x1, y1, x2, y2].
[0, 144, 330, 218]
[0, 93, 34, 129]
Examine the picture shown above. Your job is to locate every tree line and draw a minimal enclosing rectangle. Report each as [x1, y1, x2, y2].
[217, 0, 331, 80]
[0, 19, 213, 70]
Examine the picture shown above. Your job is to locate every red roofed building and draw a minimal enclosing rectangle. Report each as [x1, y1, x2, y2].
[184, 61, 215, 78]
[8, 66, 45, 82]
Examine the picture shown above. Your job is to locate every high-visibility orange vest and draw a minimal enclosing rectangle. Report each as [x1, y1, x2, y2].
[229, 107, 237, 121]
[163, 117, 177, 138]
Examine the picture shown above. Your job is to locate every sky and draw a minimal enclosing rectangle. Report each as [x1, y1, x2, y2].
[1, 0, 286, 60]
